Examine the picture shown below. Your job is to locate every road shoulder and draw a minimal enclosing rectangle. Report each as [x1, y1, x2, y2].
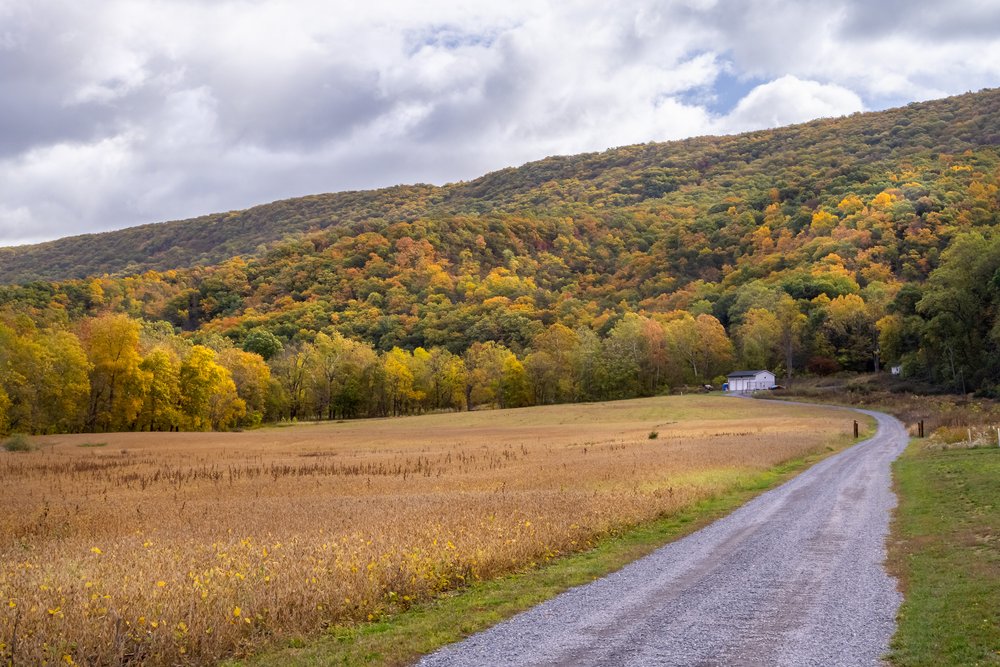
[887, 440, 1000, 665]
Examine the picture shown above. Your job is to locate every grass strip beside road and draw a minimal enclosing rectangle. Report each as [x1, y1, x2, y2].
[235, 419, 874, 667]
[888, 442, 1000, 666]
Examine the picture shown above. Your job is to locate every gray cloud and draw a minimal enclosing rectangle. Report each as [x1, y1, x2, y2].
[1, 0, 999, 246]
[838, 0, 1000, 40]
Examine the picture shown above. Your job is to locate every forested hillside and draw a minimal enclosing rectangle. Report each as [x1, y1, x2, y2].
[3, 88, 998, 285]
[1, 88, 999, 435]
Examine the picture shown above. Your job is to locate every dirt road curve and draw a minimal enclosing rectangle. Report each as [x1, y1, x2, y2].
[418, 408, 907, 666]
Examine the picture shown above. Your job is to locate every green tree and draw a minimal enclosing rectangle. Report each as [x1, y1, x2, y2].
[775, 294, 807, 383]
[820, 294, 876, 371]
[917, 231, 1000, 391]
[603, 314, 647, 398]
[736, 308, 782, 371]
[242, 327, 284, 360]
[572, 327, 607, 400]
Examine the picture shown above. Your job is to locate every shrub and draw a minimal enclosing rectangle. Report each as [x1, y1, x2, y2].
[3, 434, 33, 452]
[806, 356, 841, 376]
[648, 431, 659, 440]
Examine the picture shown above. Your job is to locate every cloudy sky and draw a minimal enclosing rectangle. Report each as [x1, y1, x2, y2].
[2, 0, 999, 246]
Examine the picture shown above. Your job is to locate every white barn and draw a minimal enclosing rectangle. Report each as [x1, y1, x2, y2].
[726, 370, 777, 393]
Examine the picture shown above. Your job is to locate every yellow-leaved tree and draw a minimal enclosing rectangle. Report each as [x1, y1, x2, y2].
[179, 346, 245, 431]
[661, 312, 734, 385]
[0, 383, 9, 435]
[381, 347, 419, 416]
[80, 314, 145, 432]
[425, 347, 466, 411]
[216, 347, 271, 427]
[35, 330, 91, 433]
[137, 347, 182, 431]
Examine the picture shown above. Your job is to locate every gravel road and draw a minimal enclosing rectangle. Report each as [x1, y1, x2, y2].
[417, 407, 907, 666]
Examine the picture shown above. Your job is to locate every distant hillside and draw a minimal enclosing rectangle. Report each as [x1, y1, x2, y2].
[2, 88, 998, 284]
[2, 87, 1000, 396]
[0, 185, 444, 283]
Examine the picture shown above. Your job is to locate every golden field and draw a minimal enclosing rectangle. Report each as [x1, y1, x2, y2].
[0, 396, 856, 665]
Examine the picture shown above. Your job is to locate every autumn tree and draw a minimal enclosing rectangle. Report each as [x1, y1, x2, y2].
[270, 344, 309, 420]
[499, 354, 531, 408]
[424, 347, 466, 411]
[35, 330, 91, 432]
[178, 345, 246, 430]
[381, 347, 420, 416]
[79, 314, 145, 432]
[137, 347, 181, 431]
[217, 347, 272, 426]
[0, 385, 9, 435]
[661, 313, 734, 385]
[819, 294, 876, 371]
[524, 324, 580, 404]
[464, 341, 522, 409]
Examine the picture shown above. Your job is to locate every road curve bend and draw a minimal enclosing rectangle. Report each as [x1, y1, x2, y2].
[418, 408, 908, 667]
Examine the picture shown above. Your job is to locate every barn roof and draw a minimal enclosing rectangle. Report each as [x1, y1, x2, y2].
[726, 370, 771, 378]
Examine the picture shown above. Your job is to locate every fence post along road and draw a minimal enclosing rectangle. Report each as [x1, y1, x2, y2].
[419, 407, 908, 667]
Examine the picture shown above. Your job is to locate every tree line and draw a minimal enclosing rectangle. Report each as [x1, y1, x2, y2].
[1, 220, 998, 437]
[0, 310, 738, 435]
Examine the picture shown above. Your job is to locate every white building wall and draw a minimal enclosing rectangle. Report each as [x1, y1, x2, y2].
[728, 372, 776, 392]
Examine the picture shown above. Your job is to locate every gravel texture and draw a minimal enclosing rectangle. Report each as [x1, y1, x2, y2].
[417, 407, 907, 667]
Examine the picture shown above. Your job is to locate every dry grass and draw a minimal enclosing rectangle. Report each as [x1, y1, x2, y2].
[771, 374, 1000, 440]
[0, 395, 854, 666]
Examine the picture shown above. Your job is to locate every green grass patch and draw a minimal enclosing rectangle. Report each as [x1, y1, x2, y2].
[888, 442, 1000, 666]
[231, 429, 869, 667]
[77, 442, 108, 448]
[2, 433, 33, 452]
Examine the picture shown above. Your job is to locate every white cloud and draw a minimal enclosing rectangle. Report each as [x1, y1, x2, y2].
[717, 76, 865, 133]
[0, 0, 998, 245]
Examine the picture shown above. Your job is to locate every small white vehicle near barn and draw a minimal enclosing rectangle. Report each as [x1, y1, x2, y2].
[725, 370, 777, 393]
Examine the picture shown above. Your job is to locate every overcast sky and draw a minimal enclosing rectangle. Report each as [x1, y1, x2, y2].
[2, 0, 999, 246]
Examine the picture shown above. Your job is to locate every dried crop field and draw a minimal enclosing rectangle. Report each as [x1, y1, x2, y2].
[0, 396, 855, 665]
